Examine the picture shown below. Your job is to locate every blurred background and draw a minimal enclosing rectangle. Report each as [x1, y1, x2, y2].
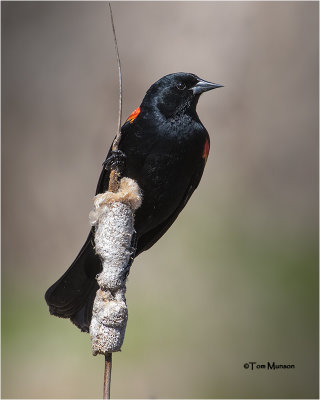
[1, 1, 318, 399]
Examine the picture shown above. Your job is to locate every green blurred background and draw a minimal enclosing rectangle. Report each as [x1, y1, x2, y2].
[1, 1, 318, 398]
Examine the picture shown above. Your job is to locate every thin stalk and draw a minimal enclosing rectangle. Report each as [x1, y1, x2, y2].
[108, 1, 122, 151]
[108, 1, 123, 193]
[103, 353, 112, 399]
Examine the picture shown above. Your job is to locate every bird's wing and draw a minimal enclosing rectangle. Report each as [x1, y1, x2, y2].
[135, 159, 206, 255]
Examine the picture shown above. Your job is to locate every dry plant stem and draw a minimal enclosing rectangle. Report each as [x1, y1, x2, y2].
[94, 5, 125, 400]
[108, 169, 121, 193]
[89, 178, 142, 390]
[104, 353, 112, 399]
[108, 1, 122, 150]
[108, 1, 122, 192]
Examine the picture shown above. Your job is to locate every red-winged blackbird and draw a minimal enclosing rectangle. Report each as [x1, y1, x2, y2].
[45, 72, 223, 331]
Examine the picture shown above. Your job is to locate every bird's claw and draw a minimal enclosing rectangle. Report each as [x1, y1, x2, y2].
[103, 150, 126, 174]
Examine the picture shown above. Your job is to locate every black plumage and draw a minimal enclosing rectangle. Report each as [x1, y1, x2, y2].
[45, 72, 222, 331]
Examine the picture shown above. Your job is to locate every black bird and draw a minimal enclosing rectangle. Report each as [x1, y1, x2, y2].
[45, 72, 223, 332]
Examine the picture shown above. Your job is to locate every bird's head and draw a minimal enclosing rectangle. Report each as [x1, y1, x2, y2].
[142, 72, 223, 119]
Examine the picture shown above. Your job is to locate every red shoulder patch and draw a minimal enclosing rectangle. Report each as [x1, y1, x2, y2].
[126, 106, 140, 123]
[202, 138, 210, 162]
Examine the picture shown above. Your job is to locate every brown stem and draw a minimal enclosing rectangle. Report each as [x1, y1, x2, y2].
[103, 353, 112, 399]
[108, 1, 123, 193]
[108, 2, 122, 144]
[108, 169, 121, 193]
[101, 4, 121, 398]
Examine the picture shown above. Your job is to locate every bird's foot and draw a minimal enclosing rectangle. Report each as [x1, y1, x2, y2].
[103, 150, 126, 175]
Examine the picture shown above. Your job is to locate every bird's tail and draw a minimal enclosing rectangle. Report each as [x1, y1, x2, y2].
[45, 230, 101, 332]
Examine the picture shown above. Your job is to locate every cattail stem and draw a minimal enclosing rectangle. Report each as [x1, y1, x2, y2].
[108, 1, 123, 193]
[103, 353, 112, 399]
[92, 5, 128, 400]
[108, 1, 122, 150]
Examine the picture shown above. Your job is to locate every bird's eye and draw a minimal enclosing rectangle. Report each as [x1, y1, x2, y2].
[176, 82, 186, 90]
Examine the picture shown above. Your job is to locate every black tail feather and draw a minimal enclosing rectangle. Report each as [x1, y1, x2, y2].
[45, 229, 102, 330]
[70, 280, 99, 332]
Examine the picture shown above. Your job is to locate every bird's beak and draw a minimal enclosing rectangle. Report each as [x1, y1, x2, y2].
[192, 79, 224, 95]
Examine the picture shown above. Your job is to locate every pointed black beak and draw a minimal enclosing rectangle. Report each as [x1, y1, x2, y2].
[192, 79, 224, 95]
